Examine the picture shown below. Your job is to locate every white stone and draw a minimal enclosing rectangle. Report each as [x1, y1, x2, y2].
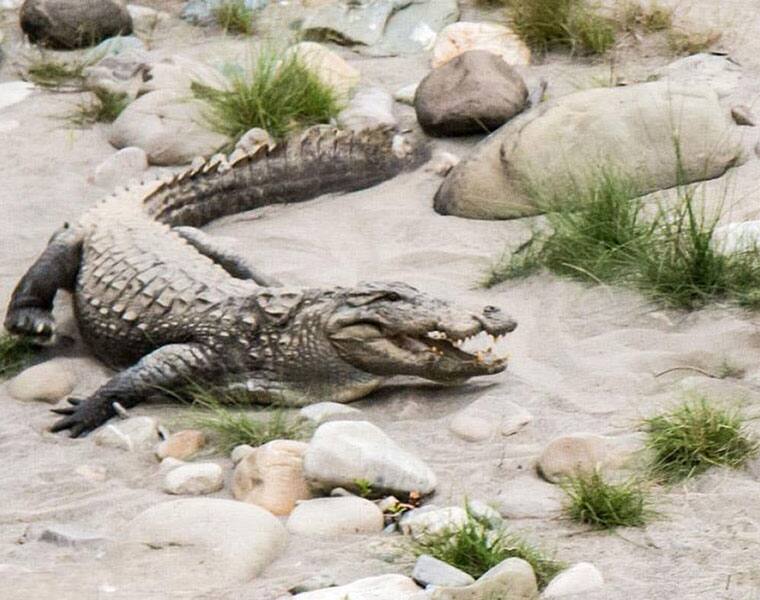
[427, 558, 537, 600]
[293, 574, 422, 599]
[299, 401, 363, 425]
[432, 22, 531, 69]
[537, 433, 642, 483]
[714, 221, 760, 254]
[163, 463, 224, 495]
[159, 457, 186, 474]
[0, 81, 35, 112]
[39, 525, 105, 547]
[656, 53, 742, 98]
[7, 361, 75, 403]
[125, 498, 287, 581]
[337, 87, 397, 133]
[304, 421, 436, 496]
[495, 476, 565, 519]
[93, 417, 160, 451]
[394, 83, 419, 106]
[231, 444, 256, 464]
[399, 506, 467, 539]
[284, 42, 360, 101]
[412, 554, 475, 588]
[91, 147, 148, 189]
[286, 497, 384, 536]
[126, 4, 170, 32]
[449, 413, 494, 442]
[543, 563, 604, 597]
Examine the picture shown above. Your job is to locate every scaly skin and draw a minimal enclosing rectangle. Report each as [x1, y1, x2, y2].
[4, 126, 517, 437]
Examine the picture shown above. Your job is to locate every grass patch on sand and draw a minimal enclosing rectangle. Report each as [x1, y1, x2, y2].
[26, 55, 86, 88]
[192, 47, 342, 142]
[644, 397, 758, 483]
[562, 470, 655, 529]
[0, 333, 38, 379]
[618, 1, 673, 33]
[667, 28, 722, 55]
[413, 508, 564, 588]
[213, 0, 254, 35]
[67, 89, 130, 125]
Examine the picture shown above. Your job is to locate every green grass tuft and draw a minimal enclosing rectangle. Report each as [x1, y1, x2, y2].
[618, 1, 673, 33]
[26, 57, 86, 88]
[67, 89, 130, 125]
[0, 333, 38, 379]
[562, 470, 654, 529]
[213, 0, 254, 35]
[644, 397, 759, 483]
[413, 508, 564, 588]
[192, 48, 342, 142]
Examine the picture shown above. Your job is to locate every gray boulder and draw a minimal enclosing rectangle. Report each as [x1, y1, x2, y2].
[20, 0, 133, 49]
[434, 81, 744, 219]
[415, 50, 528, 137]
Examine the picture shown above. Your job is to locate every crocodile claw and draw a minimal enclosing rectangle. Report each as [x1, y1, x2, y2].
[50, 397, 108, 438]
[4, 308, 56, 345]
[50, 397, 84, 416]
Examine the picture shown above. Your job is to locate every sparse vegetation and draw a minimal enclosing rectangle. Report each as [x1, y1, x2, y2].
[562, 470, 654, 529]
[213, 0, 254, 35]
[353, 478, 375, 498]
[644, 397, 758, 483]
[0, 333, 38, 379]
[67, 89, 130, 125]
[192, 48, 342, 142]
[413, 508, 564, 588]
[618, 1, 673, 33]
[26, 56, 86, 89]
[667, 28, 721, 55]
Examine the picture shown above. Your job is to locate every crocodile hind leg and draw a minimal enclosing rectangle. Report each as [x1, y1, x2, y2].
[4, 224, 84, 345]
[51, 342, 222, 437]
[173, 226, 281, 287]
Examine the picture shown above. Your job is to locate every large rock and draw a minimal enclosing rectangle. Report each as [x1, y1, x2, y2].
[20, 0, 133, 49]
[293, 574, 422, 599]
[303, 421, 437, 496]
[427, 558, 537, 600]
[6, 360, 75, 403]
[434, 81, 743, 219]
[108, 89, 230, 165]
[286, 497, 384, 535]
[415, 50, 528, 137]
[301, 0, 404, 47]
[125, 498, 286, 581]
[432, 22, 531, 69]
[232, 440, 312, 516]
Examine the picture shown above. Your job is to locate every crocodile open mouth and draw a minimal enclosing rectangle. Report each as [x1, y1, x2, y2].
[394, 329, 508, 369]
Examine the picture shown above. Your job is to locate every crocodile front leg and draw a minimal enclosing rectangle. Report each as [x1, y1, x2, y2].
[50, 343, 222, 437]
[4, 224, 83, 344]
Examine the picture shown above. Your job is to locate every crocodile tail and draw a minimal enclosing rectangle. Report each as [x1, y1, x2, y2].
[141, 126, 430, 228]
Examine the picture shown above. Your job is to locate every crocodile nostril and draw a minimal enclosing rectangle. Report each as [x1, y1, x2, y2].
[483, 305, 500, 314]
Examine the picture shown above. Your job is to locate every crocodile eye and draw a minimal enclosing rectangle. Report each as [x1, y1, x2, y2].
[385, 292, 401, 301]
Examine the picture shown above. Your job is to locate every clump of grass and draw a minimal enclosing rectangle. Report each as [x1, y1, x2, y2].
[414, 508, 564, 588]
[26, 56, 85, 88]
[717, 359, 744, 380]
[67, 89, 129, 125]
[644, 397, 759, 483]
[618, 1, 673, 33]
[562, 470, 654, 529]
[0, 333, 38, 379]
[506, 0, 616, 55]
[213, 0, 254, 35]
[667, 29, 721, 55]
[192, 48, 342, 142]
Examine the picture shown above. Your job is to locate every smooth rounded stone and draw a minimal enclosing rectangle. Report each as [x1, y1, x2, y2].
[412, 554, 475, 588]
[337, 87, 397, 133]
[231, 443, 256, 464]
[299, 401, 363, 425]
[163, 462, 224, 495]
[108, 89, 230, 166]
[159, 457, 186, 474]
[543, 563, 603, 597]
[93, 417, 159, 451]
[467, 500, 501, 526]
[293, 574, 422, 600]
[20, 0, 133, 49]
[655, 53, 742, 98]
[39, 524, 105, 547]
[235, 127, 273, 152]
[232, 440, 311, 516]
[494, 476, 564, 519]
[303, 421, 437, 496]
[427, 558, 537, 600]
[449, 413, 495, 442]
[0, 81, 35, 111]
[82, 49, 148, 99]
[301, 0, 400, 46]
[284, 42, 360, 101]
[156, 430, 206, 461]
[139, 56, 229, 96]
[399, 506, 467, 539]
[434, 81, 744, 220]
[432, 22, 531, 68]
[537, 433, 643, 483]
[85, 35, 145, 62]
[7, 360, 75, 403]
[415, 50, 528, 137]
[125, 498, 286, 581]
[91, 147, 148, 189]
[286, 496, 384, 536]
[731, 105, 755, 126]
[394, 82, 419, 106]
[126, 4, 170, 33]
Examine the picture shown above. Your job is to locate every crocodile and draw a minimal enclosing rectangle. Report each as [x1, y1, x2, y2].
[4, 126, 517, 437]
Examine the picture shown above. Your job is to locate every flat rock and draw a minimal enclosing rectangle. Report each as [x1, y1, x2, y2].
[125, 498, 286, 581]
[415, 50, 528, 137]
[82, 49, 149, 99]
[494, 476, 564, 519]
[284, 42, 360, 101]
[7, 360, 75, 403]
[412, 554, 475, 588]
[93, 416, 159, 452]
[304, 421, 437, 496]
[435, 81, 743, 219]
[232, 440, 311, 516]
[432, 22, 531, 68]
[427, 558, 537, 600]
[20, 0, 133, 49]
[399, 506, 467, 539]
[286, 497, 384, 535]
[156, 430, 206, 461]
[543, 563, 604, 597]
[301, 0, 403, 47]
[655, 53, 742, 98]
[85, 35, 145, 62]
[449, 414, 495, 442]
[91, 147, 148, 189]
[368, 0, 459, 57]
[299, 401, 363, 426]
[337, 87, 397, 133]
[108, 89, 230, 166]
[163, 463, 224, 495]
[293, 574, 422, 599]
[0, 81, 35, 112]
[39, 524, 105, 547]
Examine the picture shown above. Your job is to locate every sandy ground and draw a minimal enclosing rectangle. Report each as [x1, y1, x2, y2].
[3, 1, 760, 599]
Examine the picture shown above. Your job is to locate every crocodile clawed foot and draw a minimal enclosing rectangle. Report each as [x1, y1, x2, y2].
[4, 308, 57, 346]
[50, 397, 107, 438]
[50, 397, 84, 416]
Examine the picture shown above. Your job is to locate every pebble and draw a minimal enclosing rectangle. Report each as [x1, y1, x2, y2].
[731, 105, 755, 126]
[286, 497, 384, 536]
[298, 401, 363, 425]
[91, 147, 148, 189]
[426, 558, 537, 600]
[399, 506, 467, 539]
[292, 574, 422, 599]
[93, 417, 159, 451]
[448, 413, 494, 442]
[543, 562, 604, 597]
[155, 429, 206, 460]
[163, 463, 224, 495]
[39, 524, 105, 548]
[7, 361, 75, 403]
[412, 554, 475, 588]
